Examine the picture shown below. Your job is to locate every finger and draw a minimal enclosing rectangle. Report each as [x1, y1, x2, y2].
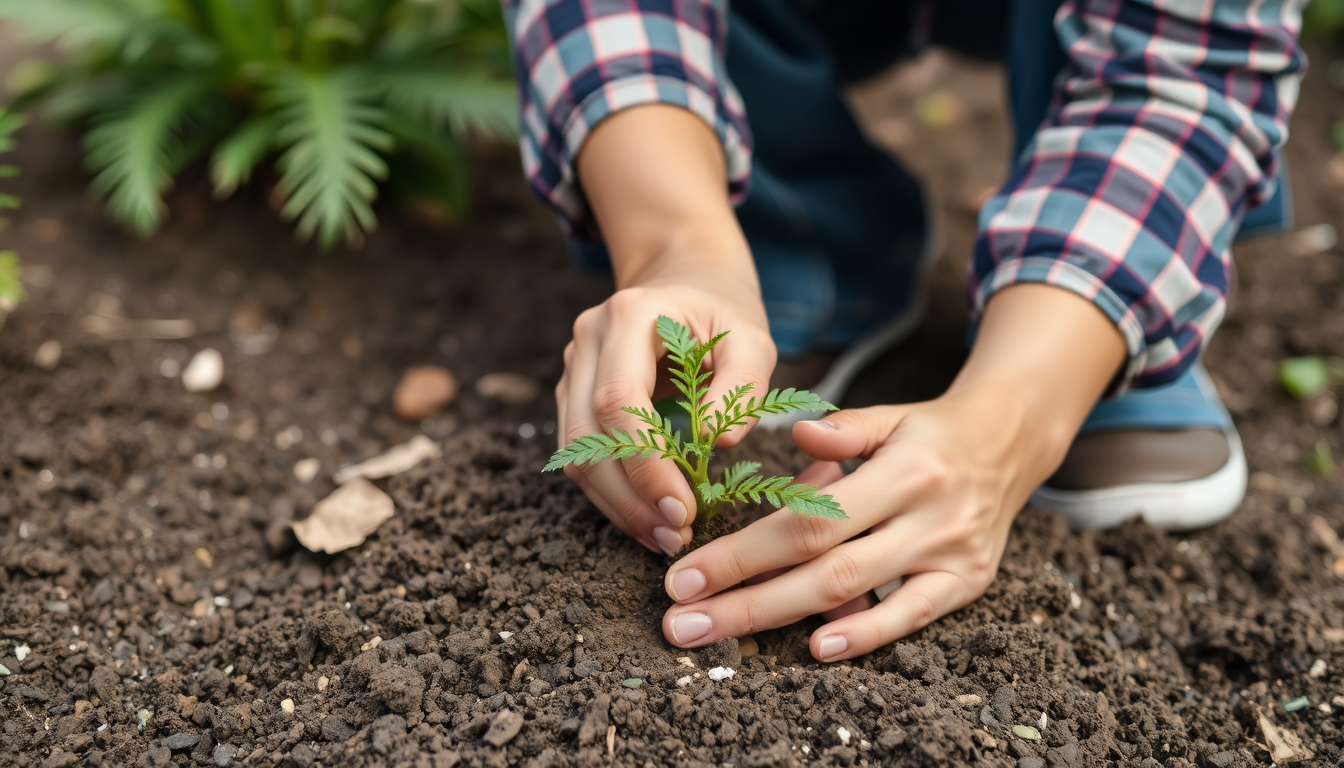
[794, 460, 845, 488]
[664, 455, 930, 603]
[590, 316, 697, 528]
[701, 325, 777, 448]
[792, 405, 912, 463]
[822, 593, 876, 622]
[809, 571, 968, 661]
[662, 532, 905, 648]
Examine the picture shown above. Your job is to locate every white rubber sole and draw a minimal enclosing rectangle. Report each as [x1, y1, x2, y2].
[1029, 430, 1247, 532]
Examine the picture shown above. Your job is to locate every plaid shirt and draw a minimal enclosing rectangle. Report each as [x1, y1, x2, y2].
[503, 0, 1305, 390]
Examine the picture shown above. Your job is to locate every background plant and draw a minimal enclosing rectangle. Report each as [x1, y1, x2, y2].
[0, 109, 24, 319]
[0, 0, 516, 248]
[546, 317, 848, 525]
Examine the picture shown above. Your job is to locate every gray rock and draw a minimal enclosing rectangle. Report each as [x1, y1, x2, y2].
[564, 601, 590, 625]
[213, 744, 237, 767]
[1017, 758, 1045, 768]
[162, 732, 200, 750]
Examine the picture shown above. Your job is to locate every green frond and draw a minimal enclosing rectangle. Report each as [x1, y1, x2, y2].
[656, 316, 696, 363]
[83, 77, 214, 236]
[697, 481, 726, 507]
[689, 330, 729, 370]
[210, 114, 282, 198]
[544, 429, 668, 471]
[381, 111, 469, 214]
[745, 387, 837, 416]
[271, 69, 393, 248]
[719, 476, 847, 519]
[722, 461, 761, 491]
[377, 66, 517, 140]
[0, 252, 24, 306]
[0, 0, 142, 49]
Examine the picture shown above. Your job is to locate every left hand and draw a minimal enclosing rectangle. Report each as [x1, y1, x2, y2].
[658, 390, 1049, 661]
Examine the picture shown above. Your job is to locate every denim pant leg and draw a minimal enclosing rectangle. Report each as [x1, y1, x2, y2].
[571, 0, 930, 359]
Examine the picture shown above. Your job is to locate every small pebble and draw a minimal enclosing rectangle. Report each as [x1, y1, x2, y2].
[1070, 591, 1082, 610]
[499, 631, 514, 641]
[212, 743, 236, 767]
[1309, 659, 1328, 678]
[293, 458, 320, 484]
[955, 694, 984, 707]
[14, 645, 29, 662]
[317, 676, 329, 692]
[707, 666, 735, 681]
[393, 366, 458, 421]
[182, 348, 224, 392]
[33, 340, 61, 370]
[677, 657, 695, 668]
[675, 676, 692, 688]
[837, 727, 852, 746]
[280, 698, 294, 714]
[161, 732, 199, 750]
[195, 548, 213, 568]
[475, 372, 540, 404]
[361, 636, 382, 652]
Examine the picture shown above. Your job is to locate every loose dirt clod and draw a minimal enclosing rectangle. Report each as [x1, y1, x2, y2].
[32, 340, 60, 370]
[475, 372, 540, 404]
[483, 708, 523, 747]
[393, 365, 458, 421]
[292, 478, 395, 553]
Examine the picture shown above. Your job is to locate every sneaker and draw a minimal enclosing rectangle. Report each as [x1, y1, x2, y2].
[1029, 365, 1247, 531]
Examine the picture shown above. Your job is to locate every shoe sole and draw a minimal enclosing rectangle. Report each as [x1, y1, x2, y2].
[1028, 430, 1248, 532]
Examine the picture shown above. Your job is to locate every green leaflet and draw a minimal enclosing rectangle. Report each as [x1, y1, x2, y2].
[547, 317, 848, 523]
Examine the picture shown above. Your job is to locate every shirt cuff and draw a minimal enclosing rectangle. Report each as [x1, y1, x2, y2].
[550, 73, 752, 241]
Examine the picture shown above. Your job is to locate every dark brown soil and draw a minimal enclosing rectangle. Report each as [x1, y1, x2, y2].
[4, 39, 1344, 768]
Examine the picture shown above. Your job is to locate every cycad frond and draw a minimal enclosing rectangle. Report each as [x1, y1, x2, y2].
[377, 65, 517, 140]
[0, 0, 143, 49]
[82, 77, 213, 235]
[272, 70, 393, 248]
[210, 114, 281, 198]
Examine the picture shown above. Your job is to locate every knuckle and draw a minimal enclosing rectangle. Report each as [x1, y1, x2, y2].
[907, 591, 938, 632]
[562, 341, 576, 366]
[741, 597, 767, 635]
[789, 514, 837, 559]
[909, 452, 954, 495]
[818, 553, 864, 604]
[572, 307, 601, 338]
[592, 379, 641, 424]
[722, 545, 751, 585]
[606, 287, 654, 318]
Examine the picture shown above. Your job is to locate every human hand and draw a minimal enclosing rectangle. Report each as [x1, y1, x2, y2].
[556, 266, 774, 556]
[656, 284, 1126, 659]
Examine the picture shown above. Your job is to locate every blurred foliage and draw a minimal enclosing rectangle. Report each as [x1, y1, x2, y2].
[1306, 439, 1336, 478]
[1305, 0, 1344, 39]
[0, 0, 517, 248]
[0, 110, 23, 310]
[1280, 356, 1344, 400]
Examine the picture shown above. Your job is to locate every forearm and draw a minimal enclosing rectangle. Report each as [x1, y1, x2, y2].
[576, 105, 758, 291]
[947, 284, 1126, 496]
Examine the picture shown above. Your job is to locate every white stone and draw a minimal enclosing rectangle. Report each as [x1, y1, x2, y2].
[14, 644, 29, 661]
[677, 657, 695, 668]
[1309, 659, 1328, 678]
[293, 458, 320, 484]
[837, 727, 852, 746]
[280, 698, 294, 713]
[676, 676, 692, 688]
[499, 632, 514, 640]
[181, 348, 224, 392]
[1070, 591, 1082, 610]
[707, 666, 735, 681]
[318, 676, 329, 692]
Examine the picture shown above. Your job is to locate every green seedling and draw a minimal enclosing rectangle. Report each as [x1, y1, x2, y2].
[0, 110, 23, 313]
[1306, 439, 1335, 479]
[546, 316, 847, 525]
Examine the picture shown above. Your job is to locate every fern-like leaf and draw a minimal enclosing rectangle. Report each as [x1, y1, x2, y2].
[0, 251, 23, 307]
[376, 66, 517, 140]
[656, 315, 696, 363]
[272, 69, 393, 248]
[722, 476, 847, 519]
[211, 114, 281, 198]
[722, 461, 761, 491]
[83, 78, 212, 236]
[545, 429, 669, 471]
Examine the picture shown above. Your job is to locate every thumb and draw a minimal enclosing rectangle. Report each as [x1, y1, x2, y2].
[791, 405, 910, 462]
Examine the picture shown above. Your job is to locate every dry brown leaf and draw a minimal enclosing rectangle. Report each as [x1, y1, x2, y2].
[1256, 706, 1314, 763]
[333, 435, 441, 485]
[292, 478, 395, 554]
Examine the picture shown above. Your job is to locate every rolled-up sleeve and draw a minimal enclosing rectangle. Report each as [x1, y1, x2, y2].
[502, 0, 753, 240]
[970, 0, 1305, 391]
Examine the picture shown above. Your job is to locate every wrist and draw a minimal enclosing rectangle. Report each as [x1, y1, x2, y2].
[613, 220, 758, 292]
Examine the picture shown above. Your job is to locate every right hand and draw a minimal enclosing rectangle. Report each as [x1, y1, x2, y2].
[557, 263, 774, 556]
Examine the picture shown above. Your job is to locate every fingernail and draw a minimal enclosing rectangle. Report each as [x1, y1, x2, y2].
[670, 612, 712, 644]
[658, 497, 689, 527]
[801, 420, 837, 429]
[818, 635, 848, 660]
[652, 527, 683, 556]
[668, 568, 707, 601]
